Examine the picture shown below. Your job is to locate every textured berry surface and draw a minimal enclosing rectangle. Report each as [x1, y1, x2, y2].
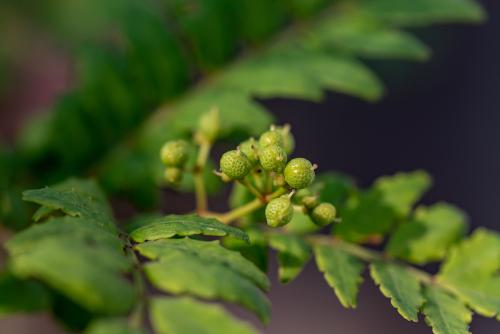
[265, 196, 294, 227]
[220, 150, 251, 180]
[164, 167, 183, 184]
[311, 202, 336, 226]
[284, 158, 315, 189]
[160, 140, 190, 167]
[259, 145, 287, 173]
[239, 138, 259, 166]
[259, 129, 284, 148]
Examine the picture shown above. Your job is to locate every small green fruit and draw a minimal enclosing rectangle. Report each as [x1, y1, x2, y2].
[311, 202, 336, 226]
[160, 140, 190, 167]
[220, 150, 251, 180]
[259, 145, 287, 173]
[284, 158, 315, 189]
[164, 167, 183, 185]
[265, 196, 294, 227]
[259, 129, 284, 148]
[239, 138, 259, 166]
[197, 107, 220, 142]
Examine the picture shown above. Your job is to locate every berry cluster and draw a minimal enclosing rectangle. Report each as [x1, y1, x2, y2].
[217, 125, 337, 228]
[159, 109, 337, 227]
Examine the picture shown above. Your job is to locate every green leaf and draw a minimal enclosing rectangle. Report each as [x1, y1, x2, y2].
[0, 272, 51, 316]
[423, 285, 472, 334]
[438, 229, 500, 318]
[374, 170, 432, 217]
[143, 251, 271, 322]
[314, 14, 431, 61]
[22, 179, 116, 233]
[370, 261, 424, 321]
[283, 211, 320, 235]
[268, 234, 311, 283]
[387, 203, 467, 264]
[135, 238, 270, 291]
[130, 214, 249, 243]
[360, 0, 486, 26]
[86, 318, 147, 334]
[223, 228, 269, 272]
[314, 244, 365, 308]
[150, 297, 258, 334]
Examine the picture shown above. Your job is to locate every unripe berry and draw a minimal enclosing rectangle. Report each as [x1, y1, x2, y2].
[219, 150, 251, 180]
[311, 202, 337, 226]
[160, 140, 190, 167]
[259, 129, 284, 148]
[259, 145, 287, 173]
[197, 107, 220, 142]
[284, 158, 315, 189]
[265, 196, 294, 227]
[164, 167, 183, 185]
[239, 138, 259, 166]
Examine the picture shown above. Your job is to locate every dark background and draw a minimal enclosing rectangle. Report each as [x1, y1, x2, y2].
[1, 0, 499, 333]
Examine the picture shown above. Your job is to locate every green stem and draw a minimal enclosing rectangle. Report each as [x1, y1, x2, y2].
[217, 187, 287, 224]
[239, 179, 263, 199]
[194, 141, 211, 213]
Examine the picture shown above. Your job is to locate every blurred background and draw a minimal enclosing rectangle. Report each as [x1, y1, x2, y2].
[1, 0, 499, 333]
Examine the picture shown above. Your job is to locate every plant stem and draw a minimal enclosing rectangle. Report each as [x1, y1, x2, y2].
[217, 187, 288, 224]
[194, 140, 211, 213]
[239, 179, 263, 199]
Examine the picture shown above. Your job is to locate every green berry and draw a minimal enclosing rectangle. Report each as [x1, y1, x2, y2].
[259, 145, 287, 173]
[311, 203, 336, 226]
[220, 150, 251, 180]
[284, 158, 315, 189]
[276, 125, 295, 154]
[160, 140, 190, 167]
[265, 196, 294, 227]
[239, 138, 259, 166]
[197, 107, 220, 142]
[259, 129, 284, 148]
[164, 167, 183, 185]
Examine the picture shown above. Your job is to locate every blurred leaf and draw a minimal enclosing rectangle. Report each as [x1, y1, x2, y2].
[423, 285, 472, 334]
[130, 214, 249, 243]
[370, 261, 424, 321]
[438, 229, 500, 318]
[144, 250, 270, 322]
[135, 238, 269, 290]
[269, 234, 311, 283]
[0, 272, 51, 316]
[374, 170, 432, 217]
[314, 171, 356, 207]
[150, 297, 258, 334]
[283, 211, 320, 235]
[314, 244, 365, 308]
[86, 318, 147, 334]
[359, 0, 486, 26]
[387, 203, 467, 264]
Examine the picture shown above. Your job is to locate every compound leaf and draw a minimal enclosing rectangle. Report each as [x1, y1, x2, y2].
[370, 261, 424, 321]
[130, 214, 249, 243]
[150, 297, 258, 334]
[314, 244, 365, 308]
[387, 203, 467, 264]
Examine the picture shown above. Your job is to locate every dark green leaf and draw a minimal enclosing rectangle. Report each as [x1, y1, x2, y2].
[150, 297, 258, 334]
[0, 273, 51, 316]
[135, 238, 269, 290]
[130, 214, 249, 243]
[144, 251, 270, 322]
